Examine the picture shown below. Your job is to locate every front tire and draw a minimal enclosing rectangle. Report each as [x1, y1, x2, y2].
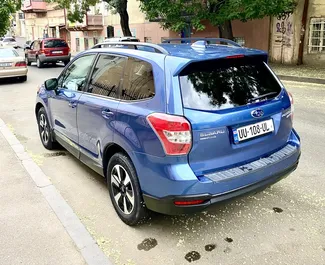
[107, 153, 148, 226]
[37, 107, 55, 150]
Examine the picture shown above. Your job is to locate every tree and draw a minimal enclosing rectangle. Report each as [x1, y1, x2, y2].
[47, 0, 132, 36]
[139, 0, 296, 40]
[0, 0, 21, 36]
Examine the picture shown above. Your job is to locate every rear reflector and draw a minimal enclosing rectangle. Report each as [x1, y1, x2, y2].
[147, 113, 192, 155]
[226, 54, 244, 59]
[15, 61, 27, 67]
[174, 200, 205, 206]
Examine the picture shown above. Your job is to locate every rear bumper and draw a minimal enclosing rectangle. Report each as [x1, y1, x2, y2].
[144, 157, 299, 215]
[39, 54, 71, 63]
[0, 68, 28, 78]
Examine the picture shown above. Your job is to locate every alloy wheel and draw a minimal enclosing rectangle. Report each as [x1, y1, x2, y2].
[110, 164, 135, 215]
[39, 113, 49, 145]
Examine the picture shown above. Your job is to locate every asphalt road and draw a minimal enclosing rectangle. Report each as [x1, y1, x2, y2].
[0, 62, 324, 265]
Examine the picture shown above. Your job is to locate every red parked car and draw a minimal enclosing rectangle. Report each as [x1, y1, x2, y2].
[25, 38, 71, 68]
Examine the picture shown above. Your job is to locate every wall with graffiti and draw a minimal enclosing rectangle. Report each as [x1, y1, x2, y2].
[270, 13, 296, 64]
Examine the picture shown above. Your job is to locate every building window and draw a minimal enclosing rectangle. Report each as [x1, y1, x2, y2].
[18, 13, 25, 20]
[144, 37, 152, 43]
[308, 18, 325, 53]
[76, 38, 80, 52]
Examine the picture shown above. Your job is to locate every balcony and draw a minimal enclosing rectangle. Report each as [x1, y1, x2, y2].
[87, 15, 104, 29]
[23, 0, 47, 13]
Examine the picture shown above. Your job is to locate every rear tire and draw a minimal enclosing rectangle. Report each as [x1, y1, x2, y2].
[63, 60, 70, 66]
[36, 57, 43, 68]
[21, 75, 27, 82]
[37, 107, 56, 150]
[107, 153, 149, 226]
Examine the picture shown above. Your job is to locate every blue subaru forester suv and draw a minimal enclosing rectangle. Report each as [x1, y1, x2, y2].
[35, 38, 301, 225]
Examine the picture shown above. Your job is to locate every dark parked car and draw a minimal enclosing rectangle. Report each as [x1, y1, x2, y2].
[35, 38, 301, 225]
[25, 38, 71, 68]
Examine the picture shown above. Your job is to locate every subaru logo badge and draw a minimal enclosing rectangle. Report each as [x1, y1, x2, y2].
[251, 109, 264, 118]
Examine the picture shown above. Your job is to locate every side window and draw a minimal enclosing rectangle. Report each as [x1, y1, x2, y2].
[34, 41, 40, 50]
[59, 54, 96, 91]
[121, 57, 155, 101]
[88, 54, 126, 98]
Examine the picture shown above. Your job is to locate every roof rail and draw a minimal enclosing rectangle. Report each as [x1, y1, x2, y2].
[91, 42, 169, 55]
[161, 38, 241, 47]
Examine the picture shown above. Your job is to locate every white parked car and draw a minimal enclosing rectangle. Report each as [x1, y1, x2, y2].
[103, 37, 140, 43]
[0, 37, 18, 49]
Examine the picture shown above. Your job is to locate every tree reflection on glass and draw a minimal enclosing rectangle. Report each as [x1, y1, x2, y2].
[180, 59, 281, 111]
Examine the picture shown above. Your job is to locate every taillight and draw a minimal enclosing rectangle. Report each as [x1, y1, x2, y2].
[226, 54, 244, 59]
[288, 92, 294, 121]
[147, 113, 192, 155]
[15, 61, 27, 67]
[174, 200, 205, 206]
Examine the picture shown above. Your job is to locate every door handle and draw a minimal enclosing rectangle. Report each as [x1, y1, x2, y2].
[68, 101, 77, 108]
[101, 110, 114, 119]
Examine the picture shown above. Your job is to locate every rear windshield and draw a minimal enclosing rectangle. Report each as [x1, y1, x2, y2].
[179, 57, 282, 111]
[44, 39, 68, 48]
[3, 38, 15, 42]
[0, 49, 18, 57]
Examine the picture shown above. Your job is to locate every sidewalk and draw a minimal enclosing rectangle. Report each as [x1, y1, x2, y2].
[269, 63, 325, 84]
[0, 120, 112, 265]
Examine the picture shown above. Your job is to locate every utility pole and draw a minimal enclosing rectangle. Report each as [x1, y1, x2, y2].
[297, 0, 309, 65]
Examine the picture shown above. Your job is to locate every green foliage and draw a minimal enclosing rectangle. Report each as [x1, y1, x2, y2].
[46, 0, 127, 23]
[0, 0, 21, 36]
[139, 0, 296, 32]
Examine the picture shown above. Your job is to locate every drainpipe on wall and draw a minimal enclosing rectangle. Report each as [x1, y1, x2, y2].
[297, 0, 309, 65]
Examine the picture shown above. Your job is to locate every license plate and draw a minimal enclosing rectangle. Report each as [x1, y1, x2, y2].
[0, 63, 12, 67]
[52, 51, 63, 54]
[233, 119, 274, 143]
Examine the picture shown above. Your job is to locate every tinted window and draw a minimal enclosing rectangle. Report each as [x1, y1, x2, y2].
[0, 49, 18, 57]
[121, 57, 155, 100]
[88, 55, 126, 98]
[44, 39, 68, 48]
[59, 55, 96, 91]
[179, 57, 282, 111]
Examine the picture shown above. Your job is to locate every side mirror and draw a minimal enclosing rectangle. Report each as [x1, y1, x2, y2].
[24, 45, 31, 50]
[44, 78, 58, 91]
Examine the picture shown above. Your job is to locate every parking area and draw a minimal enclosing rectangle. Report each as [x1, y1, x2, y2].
[0, 63, 324, 265]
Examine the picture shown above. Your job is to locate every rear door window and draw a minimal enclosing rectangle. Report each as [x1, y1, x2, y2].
[44, 39, 68, 48]
[179, 57, 282, 111]
[88, 54, 126, 98]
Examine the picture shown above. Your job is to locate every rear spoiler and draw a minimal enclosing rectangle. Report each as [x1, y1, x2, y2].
[173, 53, 268, 76]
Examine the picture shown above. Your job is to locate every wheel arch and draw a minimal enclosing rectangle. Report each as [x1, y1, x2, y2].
[102, 143, 134, 178]
[35, 102, 44, 118]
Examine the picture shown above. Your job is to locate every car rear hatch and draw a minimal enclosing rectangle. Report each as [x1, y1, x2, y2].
[178, 55, 293, 176]
[42, 39, 69, 56]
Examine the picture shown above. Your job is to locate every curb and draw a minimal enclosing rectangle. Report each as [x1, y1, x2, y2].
[277, 75, 325, 85]
[0, 118, 113, 265]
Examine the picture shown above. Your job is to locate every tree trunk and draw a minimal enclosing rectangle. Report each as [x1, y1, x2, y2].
[119, 10, 132, 36]
[218, 20, 234, 40]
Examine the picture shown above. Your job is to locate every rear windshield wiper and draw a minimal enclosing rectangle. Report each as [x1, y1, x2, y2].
[247, 92, 279, 103]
